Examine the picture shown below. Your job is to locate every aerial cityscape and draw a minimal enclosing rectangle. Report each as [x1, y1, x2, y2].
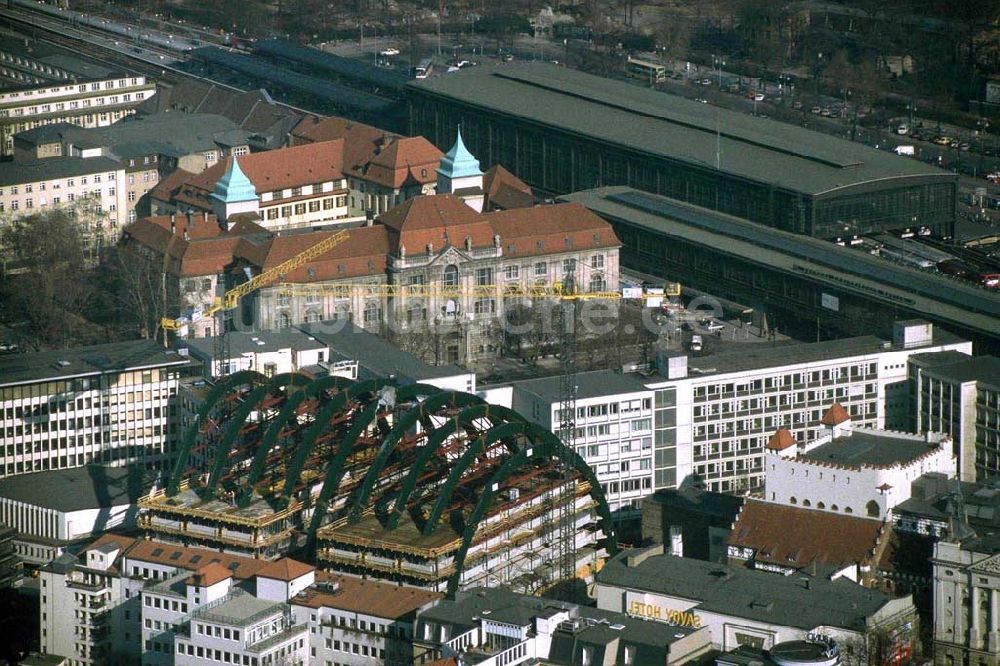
[0, 0, 998, 664]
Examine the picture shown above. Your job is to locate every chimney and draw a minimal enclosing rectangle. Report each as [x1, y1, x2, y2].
[169, 212, 176, 234]
[464, 236, 472, 251]
[183, 228, 190, 241]
[426, 242, 433, 255]
[202, 211, 209, 224]
[365, 208, 375, 226]
[186, 210, 193, 227]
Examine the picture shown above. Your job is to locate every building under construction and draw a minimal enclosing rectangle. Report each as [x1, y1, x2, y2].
[138, 371, 618, 594]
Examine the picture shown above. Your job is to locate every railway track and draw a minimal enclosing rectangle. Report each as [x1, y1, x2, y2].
[0, 7, 321, 119]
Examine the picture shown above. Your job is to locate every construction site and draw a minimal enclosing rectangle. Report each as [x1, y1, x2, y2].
[137, 370, 619, 594]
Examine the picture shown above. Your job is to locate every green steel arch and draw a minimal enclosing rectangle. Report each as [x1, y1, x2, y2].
[238, 375, 357, 507]
[348, 389, 485, 523]
[167, 370, 267, 497]
[445, 433, 619, 596]
[203, 372, 310, 499]
[386, 403, 528, 531]
[421, 420, 539, 536]
[304, 382, 468, 549]
[277, 377, 413, 507]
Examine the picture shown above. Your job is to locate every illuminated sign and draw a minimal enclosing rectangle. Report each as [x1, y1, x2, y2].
[627, 601, 702, 628]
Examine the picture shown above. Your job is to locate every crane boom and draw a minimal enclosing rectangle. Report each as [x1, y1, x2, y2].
[210, 229, 350, 315]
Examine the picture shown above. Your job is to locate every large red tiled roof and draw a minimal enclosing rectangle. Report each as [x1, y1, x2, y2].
[241, 226, 390, 283]
[187, 140, 346, 196]
[122, 214, 269, 278]
[729, 499, 884, 571]
[120, 538, 270, 580]
[378, 195, 495, 253]
[357, 136, 442, 189]
[821, 403, 851, 426]
[292, 575, 442, 619]
[149, 168, 196, 205]
[486, 203, 619, 258]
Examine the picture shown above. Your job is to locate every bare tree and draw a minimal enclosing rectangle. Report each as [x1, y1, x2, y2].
[97, 244, 176, 342]
[0, 210, 103, 350]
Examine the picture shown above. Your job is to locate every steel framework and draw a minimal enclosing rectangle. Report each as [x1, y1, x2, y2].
[153, 372, 619, 592]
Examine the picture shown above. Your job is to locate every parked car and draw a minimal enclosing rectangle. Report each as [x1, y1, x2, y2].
[896, 124, 909, 135]
[792, 100, 803, 109]
[689, 334, 703, 352]
[699, 78, 712, 85]
[705, 320, 725, 332]
[380, 47, 400, 56]
[811, 106, 822, 114]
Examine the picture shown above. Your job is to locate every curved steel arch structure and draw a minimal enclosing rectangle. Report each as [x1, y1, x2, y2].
[148, 375, 619, 592]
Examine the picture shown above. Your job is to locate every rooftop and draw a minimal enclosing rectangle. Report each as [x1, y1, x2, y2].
[194, 591, 283, 628]
[182, 329, 327, 361]
[0, 339, 192, 387]
[513, 369, 649, 402]
[410, 63, 951, 196]
[596, 548, 895, 631]
[0, 154, 122, 186]
[563, 187, 998, 340]
[0, 464, 154, 514]
[800, 429, 943, 468]
[910, 353, 1000, 386]
[292, 576, 441, 618]
[729, 499, 885, 571]
[257, 558, 314, 582]
[296, 321, 468, 382]
[643, 487, 744, 522]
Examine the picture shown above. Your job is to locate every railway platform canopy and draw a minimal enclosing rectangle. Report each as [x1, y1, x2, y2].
[561, 187, 1000, 352]
[409, 63, 957, 239]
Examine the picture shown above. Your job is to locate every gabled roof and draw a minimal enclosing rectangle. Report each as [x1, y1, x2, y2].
[766, 428, 796, 451]
[121, 213, 269, 278]
[187, 140, 345, 196]
[186, 561, 233, 587]
[125, 539, 268, 580]
[256, 558, 315, 582]
[821, 403, 851, 426]
[358, 136, 442, 189]
[729, 499, 884, 571]
[483, 164, 537, 210]
[377, 194, 494, 253]
[239, 226, 390, 282]
[486, 202, 619, 258]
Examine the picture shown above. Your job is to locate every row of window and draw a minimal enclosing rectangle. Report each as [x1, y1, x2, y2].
[264, 196, 346, 220]
[0, 172, 117, 196]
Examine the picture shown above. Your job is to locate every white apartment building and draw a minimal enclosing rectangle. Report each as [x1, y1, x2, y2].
[512, 371, 655, 517]
[38, 534, 437, 666]
[290, 575, 440, 666]
[178, 330, 331, 379]
[0, 340, 192, 478]
[909, 352, 1000, 482]
[764, 406, 955, 521]
[0, 75, 156, 156]
[0, 154, 128, 247]
[512, 321, 970, 497]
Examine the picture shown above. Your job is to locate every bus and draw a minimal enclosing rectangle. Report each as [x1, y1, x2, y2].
[625, 57, 666, 84]
[414, 58, 433, 79]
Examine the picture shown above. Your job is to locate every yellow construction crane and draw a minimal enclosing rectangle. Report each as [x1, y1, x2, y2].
[161, 230, 351, 333]
[160, 230, 351, 374]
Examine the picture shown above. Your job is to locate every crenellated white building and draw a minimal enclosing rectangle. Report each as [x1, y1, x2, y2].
[765, 404, 954, 521]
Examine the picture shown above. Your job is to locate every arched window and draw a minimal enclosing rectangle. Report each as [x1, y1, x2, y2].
[802, 499, 812, 507]
[831, 504, 839, 512]
[333, 305, 350, 321]
[866, 500, 880, 518]
[817, 501, 826, 509]
[443, 264, 459, 287]
[844, 506, 854, 514]
[277, 312, 291, 329]
[789, 497, 797, 505]
[304, 309, 321, 323]
[588, 272, 605, 293]
[363, 301, 381, 327]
